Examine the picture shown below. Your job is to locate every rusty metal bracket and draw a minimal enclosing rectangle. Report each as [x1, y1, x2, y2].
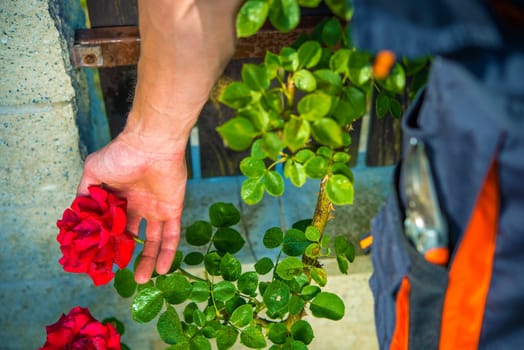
[72, 17, 325, 68]
[72, 26, 140, 67]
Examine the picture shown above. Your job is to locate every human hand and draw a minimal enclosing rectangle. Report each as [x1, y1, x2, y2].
[77, 132, 188, 284]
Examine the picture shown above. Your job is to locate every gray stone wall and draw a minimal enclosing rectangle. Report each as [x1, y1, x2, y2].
[0, 0, 155, 348]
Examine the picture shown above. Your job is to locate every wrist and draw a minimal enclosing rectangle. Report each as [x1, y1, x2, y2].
[122, 106, 197, 154]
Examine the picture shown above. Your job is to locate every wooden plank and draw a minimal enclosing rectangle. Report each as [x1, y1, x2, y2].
[72, 16, 326, 68]
[85, 0, 137, 138]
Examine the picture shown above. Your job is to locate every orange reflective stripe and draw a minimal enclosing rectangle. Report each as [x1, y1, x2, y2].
[390, 276, 411, 350]
[360, 235, 374, 250]
[439, 162, 499, 350]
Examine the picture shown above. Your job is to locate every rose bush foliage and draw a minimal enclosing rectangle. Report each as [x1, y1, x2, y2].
[56, 186, 135, 286]
[39, 306, 121, 350]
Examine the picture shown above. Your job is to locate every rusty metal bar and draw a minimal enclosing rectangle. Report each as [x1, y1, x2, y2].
[72, 17, 325, 68]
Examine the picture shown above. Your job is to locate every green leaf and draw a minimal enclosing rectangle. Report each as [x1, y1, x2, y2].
[262, 132, 285, 160]
[239, 103, 270, 131]
[305, 226, 321, 242]
[240, 157, 266, 178]
[304, 156, 329, 179]
[250, 139, 267, 160]
[375, 91, 390, 118]
[190, 281, 210, 303]
[214, 228, 246, 254]
[310, 292, 345, 320]
[301, 285, 321, 301]
[114, 268, 137, 298]
[209, 202, 241, 228]
[213, 281, 237, 303]
[264, 90, 284, 114]
[186, 221, 213, 246]
[276, 256, 304, 280]
[348, 51, 372, 86]
[334, 235, 349, 255]
[345, 241, 355, 262]
[263, 280, 291, 313]
[284, 160, 307, 188]
[280, 47, 299, 72]
[241, 325, 267, 349]
[230, 304, 254, 328]
[193, 309, 207, 327]
[380, 63, 406, 93]
[294, 149, 315, 164]
[162, 274, 192, 305]
[236, 0, 269, 38]
[268, 0, 300, 33]
[283, 118, 311, 152]
[241, 177, 265, 205]
[264, 170, 285, 196]
[183, 302, 199, 323]
[242, 63, 270, 91]
[334, 86, 367, 125]
[216, 117, 257, 151]
[265, 51, 281, 78]
[204, 251, 222, 276]
[184, 252, 204, 266]
[254, 257, 274, 275]
[329, 49, 350, 74]
[316, 146, 332, 159]
[326, 174, 354, 205]
[103, 317, 125, 336]
[157, 306, 186, 345]
[333, 151, 351, 163]
[263, 227, 284, 248]
[305, 243, 321, 258]
[216, 327, 239, 350]
[322, 18, 343, 46]
[294, 69, 317, 92]
[298, 92, 332, 121]
[225, 296, 246, 315]
[268, 323, 289, 345]
[298, 0, 321, 7]
[337, 255, 349, 274]
[131, 287, 164, 323]
[282, 228, 310, 256]
[390, 97, 403, 118]
[220, 253, 242, 281]
[238, 271, 259, 295]
[190, 335, 211, 350]
[314, 69, 342, 94]
[219, 82, 254, 109]
[291, 320, 314, 345]
[310, 266, 327, 286]
[325, 0, 354, 21]
[288, 295, 305, 316]
[297, 41, 322, 69]
[311, 118, 344, 147]
[169, 251, 184, 273]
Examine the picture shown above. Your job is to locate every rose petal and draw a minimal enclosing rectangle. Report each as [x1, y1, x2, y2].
[114, 233, 135, 268]
[88, 186, 109, 213]
[110, 206, 127, 235]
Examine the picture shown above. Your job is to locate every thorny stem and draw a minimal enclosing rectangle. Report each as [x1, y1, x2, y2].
[303, 175, 333, 269]
[311, 175, 333, 235]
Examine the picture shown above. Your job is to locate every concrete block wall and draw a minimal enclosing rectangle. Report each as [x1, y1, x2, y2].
[0, 1, 156, 348]
[0, 1, 383, 348]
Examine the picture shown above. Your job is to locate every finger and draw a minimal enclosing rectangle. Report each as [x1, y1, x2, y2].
[155, 219, 181, 275]
[126, 215, 142, 237]
[134, 220, 163, 284]
[76, 155, 100, 196]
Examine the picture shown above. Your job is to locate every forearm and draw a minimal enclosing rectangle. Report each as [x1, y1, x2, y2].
[124, 0, 242, 151]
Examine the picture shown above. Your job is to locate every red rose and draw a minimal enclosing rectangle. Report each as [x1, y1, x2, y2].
[57, 186, 135, 286]
[39, 306, 121, 350]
